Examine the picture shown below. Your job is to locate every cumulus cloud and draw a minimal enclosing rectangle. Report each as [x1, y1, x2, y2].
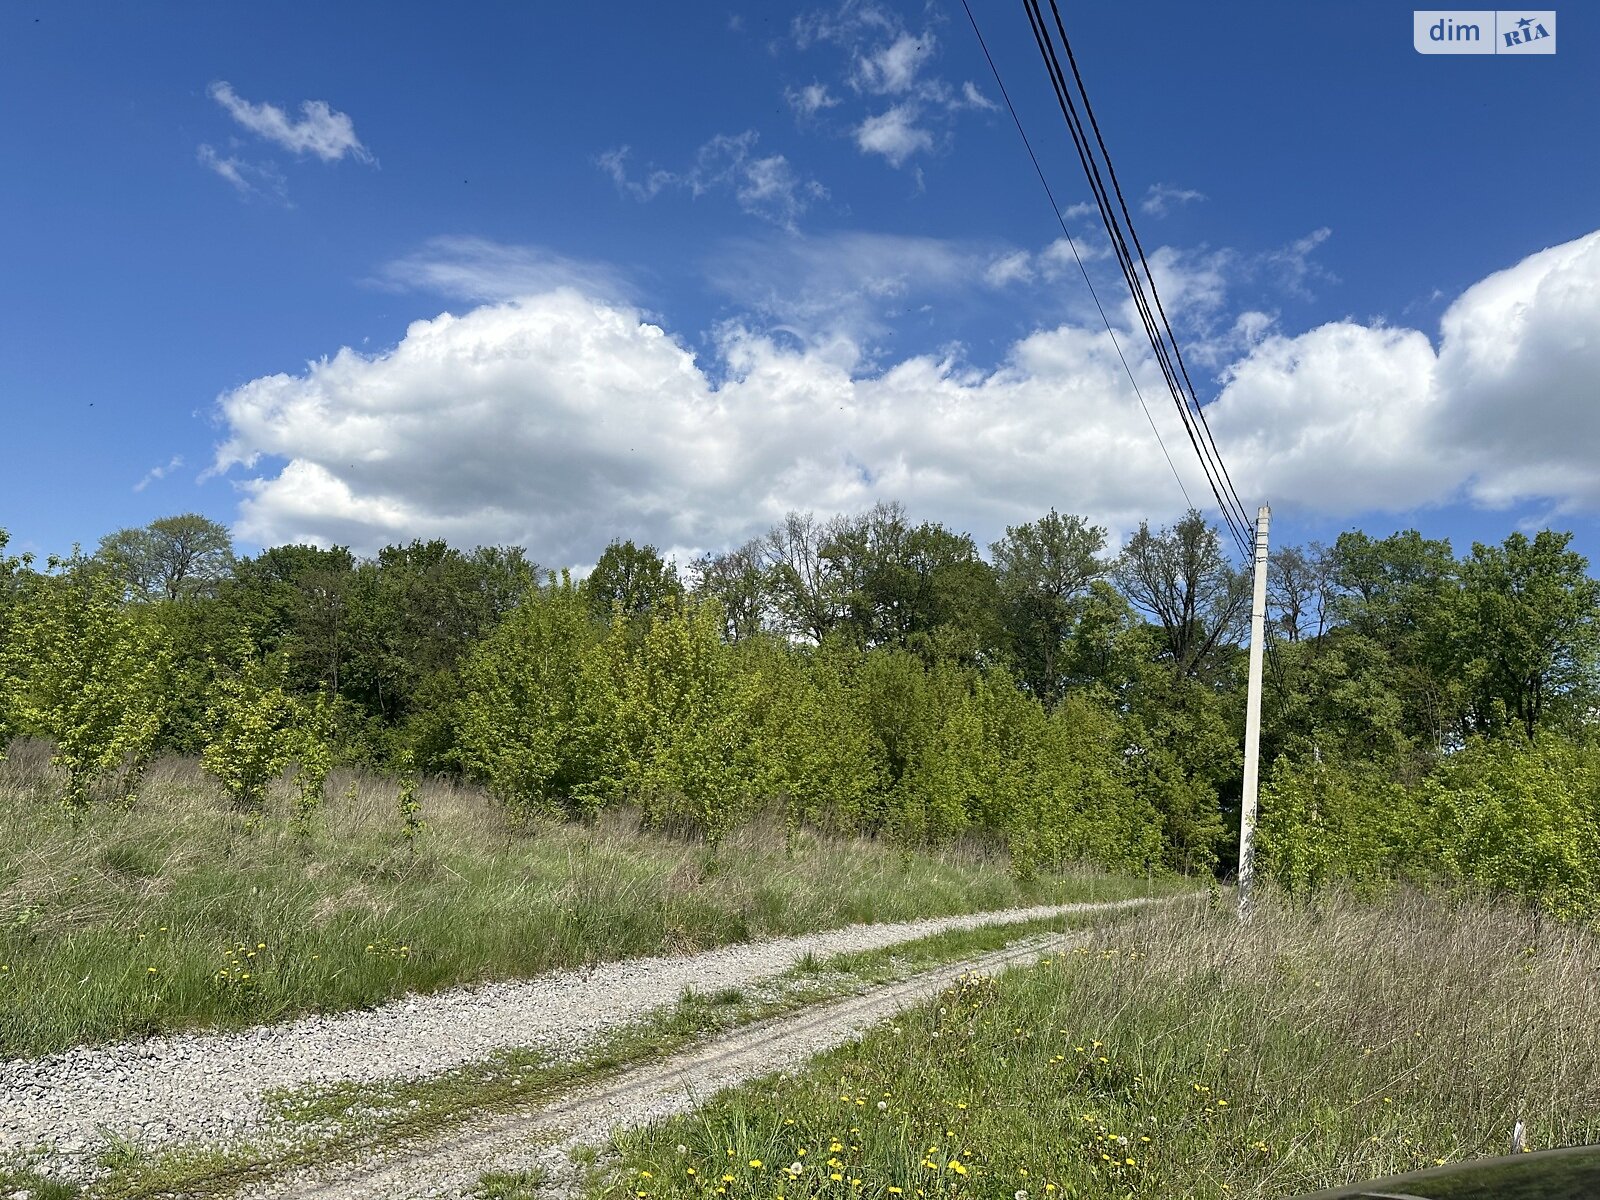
[984, 250, 1033, 288]
[210, 230, 1600, 562]
[852, 31, 934, 94]
[855, 105, 934, 167]
[208, 81, 372, 163]
[599, 132, 825, 231]
[789, 1, 994, 170]
[787, 81, 840, 117]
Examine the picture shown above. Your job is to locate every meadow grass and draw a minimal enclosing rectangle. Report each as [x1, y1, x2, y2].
[0, 740, 1179, 1058]
[69, 913, 1122, 1199]
[601, 888, 1600, 1200]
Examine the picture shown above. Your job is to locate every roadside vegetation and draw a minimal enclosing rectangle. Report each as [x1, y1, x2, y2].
[602, 889, 1600, 1200]
[1, 500, 1597, 1062]
[0, 743, 1173, 1059]
[2, 911, 1132, 1200]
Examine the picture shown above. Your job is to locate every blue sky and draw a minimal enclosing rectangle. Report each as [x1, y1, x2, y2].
[2, 1, 1597, 571]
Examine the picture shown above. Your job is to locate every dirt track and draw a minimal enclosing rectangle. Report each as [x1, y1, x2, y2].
[256, 924, 1110, 1199]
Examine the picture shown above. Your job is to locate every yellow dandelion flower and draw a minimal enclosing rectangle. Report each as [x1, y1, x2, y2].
[750, 1160, 764, 1169]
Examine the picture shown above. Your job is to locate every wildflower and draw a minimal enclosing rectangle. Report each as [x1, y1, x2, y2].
[877, 1101, 888, 1111]
[948, 1162, 968, 1176]
[677, 1145, 688, 1155]
[830, 1173, 843, 1182]
[750, 1160, 764, 1169]
[640, 1172, 653, 1180]
[888, 1189, 903, 1196]
[147, 967, 158, 974]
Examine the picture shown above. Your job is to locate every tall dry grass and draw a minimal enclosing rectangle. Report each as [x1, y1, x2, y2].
[607, 886, 1600, 1200]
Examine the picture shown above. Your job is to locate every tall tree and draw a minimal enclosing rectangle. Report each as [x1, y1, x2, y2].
[689, 539, 770, 641]
[764, 511, 845, 644]
[1330, 529, 1459, 751]
[991, 509, 1107, 704]
[583, 539, 683, 624]
[822, 503, 1001, 662]
[1451, 530, 1600, 738]
[97, 513, 235, 602]
[1113, 510, 1248, 677]
[1268, 542, 1335, 643]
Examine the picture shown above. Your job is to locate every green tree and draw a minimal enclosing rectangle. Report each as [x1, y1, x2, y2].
[11, 556, 169, 809]
[607, 597, 757, 845]
[764, 511, 846, 644]
[1329, 529, 1459, 752]
[457, 573, 601, 818]
[0, 530, 38, 760]
[991, 510, 1107, 704]
[583, 539, 683, 626]
[96, 513, 235, 602]
[1450, 531, 1600, 738]
[1113, 510, 1248, 678]
[689, 540, 770, 641]
[201, 651, 298, 812]
[823, 503, 1002, 663]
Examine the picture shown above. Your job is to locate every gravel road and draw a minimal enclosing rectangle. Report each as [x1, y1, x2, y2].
[258, 930, 1085, 1200]
[0, 896, 1168, 1177]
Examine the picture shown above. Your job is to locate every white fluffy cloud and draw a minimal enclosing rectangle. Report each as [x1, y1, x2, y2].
[854, 105, 934, 167]
[212, 231, 1600, 560]
[208, 82, 372, 163]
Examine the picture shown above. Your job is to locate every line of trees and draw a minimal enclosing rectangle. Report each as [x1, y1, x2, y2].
[0, 507, 1596, 906]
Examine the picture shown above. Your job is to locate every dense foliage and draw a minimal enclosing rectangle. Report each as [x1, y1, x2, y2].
[0, 508, 1596, 904]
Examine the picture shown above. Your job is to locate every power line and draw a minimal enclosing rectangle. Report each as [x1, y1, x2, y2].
[967, 3, 1298, 732]
[957, 0, 1194, 514]
[1019, 0, 1256, 557]
[1044, 0, 1253, 536]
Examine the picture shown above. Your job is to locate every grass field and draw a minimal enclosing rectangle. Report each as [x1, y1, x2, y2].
[0, 741, 1180, 1058]
[601, 889, 1600, 1200]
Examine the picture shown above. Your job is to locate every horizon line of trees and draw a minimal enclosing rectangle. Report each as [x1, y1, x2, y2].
[1, 505, 1597, 909]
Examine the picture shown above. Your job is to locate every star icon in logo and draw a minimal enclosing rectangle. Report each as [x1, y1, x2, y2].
[1517, 15, 1534, 29]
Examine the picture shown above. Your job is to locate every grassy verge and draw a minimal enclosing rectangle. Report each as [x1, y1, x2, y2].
[52, 910, 1132, 1199]
[0, 741, 1184, 1058]
[600, 889, 1600, 1200]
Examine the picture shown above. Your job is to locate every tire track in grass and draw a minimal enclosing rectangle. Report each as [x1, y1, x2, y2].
[260, 914, 1168, 1200]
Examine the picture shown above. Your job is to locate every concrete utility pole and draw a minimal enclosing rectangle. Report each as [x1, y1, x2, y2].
[1238, 504, 1271, 921]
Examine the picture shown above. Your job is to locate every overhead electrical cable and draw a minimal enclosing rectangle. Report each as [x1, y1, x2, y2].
[957, 0, 1194, 514]
[1043, 0, 1253, 538]
[1019, 0, 1256, 555]
[962, 2, 1297, 723]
